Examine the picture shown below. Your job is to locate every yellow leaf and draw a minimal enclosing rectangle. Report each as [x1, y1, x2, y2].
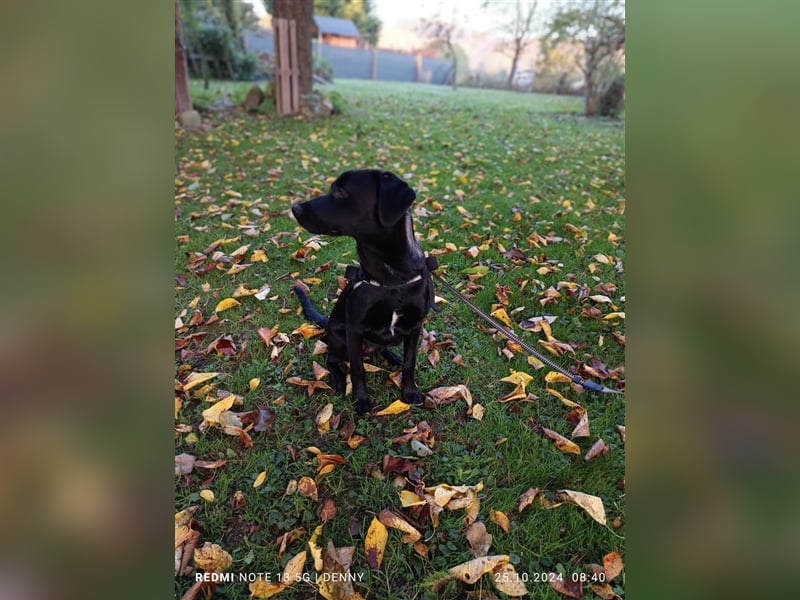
[541, 427, 582, 454]
[201, 395, 236, 425]
[558, 489, 607, 525]
[193, 542, 232, 571]
[603, 311, 625, 320]
[375, 399, 411, 416]
[398, 490, 427, 507]
[249, 378, 261, 391]
[315, 403, 334, 430]
[283, 550, 307, 583]
[490, 510, 510, 533]
[251, 248, 268, 262]
[253, 471, 267, 488]
[249, 579, 286, 599]
[500, 370, 533, 387]
[545, 387, 581, 407]
[224, 190, 242, 198]
[471, 403, 485, 421]
[527, 355, 545, 369]
[292, 322, 325, 339]
[182, 371, 221, 391]
[199, 489, 215, 503]
[490, 307, 514, 328]
[544, 371, 572, 384]
[365, 518, 388, 569]
[448, 555, 509, 584]
[214, 297, 241, 313]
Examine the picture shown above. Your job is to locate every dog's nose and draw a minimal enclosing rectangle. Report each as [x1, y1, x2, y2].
[291, 203, 304, 219]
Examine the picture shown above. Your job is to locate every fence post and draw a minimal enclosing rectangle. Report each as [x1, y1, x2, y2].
[274, 18, 300, 115]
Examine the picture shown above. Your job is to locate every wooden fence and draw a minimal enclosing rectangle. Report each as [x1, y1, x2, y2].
[273, 18, 300, 115]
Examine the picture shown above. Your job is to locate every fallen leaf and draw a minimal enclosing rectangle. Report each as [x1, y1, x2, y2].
[193, 542, 232, 571]
[320, 498, 337, 522]
[517, 488, 540, 513]
[375, 399, 411, 416]
[293, 322, 324, 339]
[544, 371, 573, 384]
[214, 297, 241, 313]
[175, 453, 196, 475]
[253, 470, 267, 488]
[378, 509, 422, 544]
[490, 509, 510, 533]
[558, 490, 607, 525]
[448, 555, 509, 584]
[492, 562, 528, 597]
[297, 476, 318, 501]
[617, 424, 626, 444]
[199, 489, 215, 503]
[398, 490, 426, 507]
[201, 395, 236, 425]
[603, 551, 624, 581]
[465, 521, 493, 558]
[471, 403, 485, 420]
[249, 378, 260, 391]
[182, 371, 221, 391]
[283, 549, 307, 583]
[584, 438, 609, 462]
[548, 575, 583, 598]
[541, 427, 582, 454]
[566, 407, 591, 438]
[365, 517, 388, 569]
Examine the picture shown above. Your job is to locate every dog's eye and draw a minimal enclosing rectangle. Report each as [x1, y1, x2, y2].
[333, 187, 348, 200]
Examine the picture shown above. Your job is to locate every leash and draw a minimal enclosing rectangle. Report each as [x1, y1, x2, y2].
[428, 258, 622, 395]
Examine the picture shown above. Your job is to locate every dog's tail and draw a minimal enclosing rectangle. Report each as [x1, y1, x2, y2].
[293, 286, 329, 328]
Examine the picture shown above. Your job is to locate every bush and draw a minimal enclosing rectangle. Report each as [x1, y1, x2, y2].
[232, 52, 258, 81]
[313, 56, 334, 82]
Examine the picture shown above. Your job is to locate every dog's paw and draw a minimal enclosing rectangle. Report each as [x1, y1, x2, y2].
[354, 396, 373, 416]
[403, 388, 424, 406]
[329, 370, 346, 394]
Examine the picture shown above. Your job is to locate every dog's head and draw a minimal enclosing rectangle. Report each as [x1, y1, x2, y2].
[291, 169, 416, 236]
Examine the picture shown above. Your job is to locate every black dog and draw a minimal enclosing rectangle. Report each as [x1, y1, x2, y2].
[291, 169, 437, 415]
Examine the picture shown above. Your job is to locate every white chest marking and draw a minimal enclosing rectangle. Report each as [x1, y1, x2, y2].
[390, 310, 400, 336]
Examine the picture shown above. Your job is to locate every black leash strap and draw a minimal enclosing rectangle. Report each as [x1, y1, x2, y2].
[429, 261, 622, 395]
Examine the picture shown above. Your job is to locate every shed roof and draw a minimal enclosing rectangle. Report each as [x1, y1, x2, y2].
[313, 15, 360, 38]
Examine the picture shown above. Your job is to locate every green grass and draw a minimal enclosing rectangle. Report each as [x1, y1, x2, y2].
[175, 78, 625, 599]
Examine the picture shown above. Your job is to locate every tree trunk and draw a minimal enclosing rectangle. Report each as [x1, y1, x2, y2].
[273, 0, 313, 110]
[507, 44, 522, 88]
[174, 0, 193, 118]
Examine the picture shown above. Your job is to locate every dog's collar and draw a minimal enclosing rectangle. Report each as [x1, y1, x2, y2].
[345, 256, 438, 290]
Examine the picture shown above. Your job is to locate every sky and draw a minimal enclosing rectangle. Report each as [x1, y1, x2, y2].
[245, 1, 556, 35]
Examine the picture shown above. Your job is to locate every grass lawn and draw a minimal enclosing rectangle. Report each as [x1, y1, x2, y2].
[175, 78, 625, 599]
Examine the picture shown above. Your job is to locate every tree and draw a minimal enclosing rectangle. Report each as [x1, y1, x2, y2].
[495, 0, 539, 89]
[272, 0, 314, 112]
[544, 0, 625, 116]
[418, 19, 459, 91]
[175, 0, 193, 119]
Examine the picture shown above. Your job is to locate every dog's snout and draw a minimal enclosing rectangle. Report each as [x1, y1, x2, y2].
[291, 203, 304, 219]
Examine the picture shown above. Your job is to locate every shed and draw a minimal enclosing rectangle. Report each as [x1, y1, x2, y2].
[313, 15, 361, 48]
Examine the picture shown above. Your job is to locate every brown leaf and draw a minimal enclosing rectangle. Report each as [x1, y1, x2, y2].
[603, 551, 624, 581]
[584, 438, 609, 462]
[319, 498, 337, 523]
[517, 487, 540, 513]
[548, 575, 583, 598]
[465, 521, 493, 558]
[541, 427, 582, 454]
[297, 476, 318, 501]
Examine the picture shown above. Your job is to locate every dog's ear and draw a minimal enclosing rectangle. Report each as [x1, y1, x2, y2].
[376, 172, 416, 227]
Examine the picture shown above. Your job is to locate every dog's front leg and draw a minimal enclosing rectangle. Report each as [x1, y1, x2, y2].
[347, 329, 371, 415]
[401, 328, 423, 406]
